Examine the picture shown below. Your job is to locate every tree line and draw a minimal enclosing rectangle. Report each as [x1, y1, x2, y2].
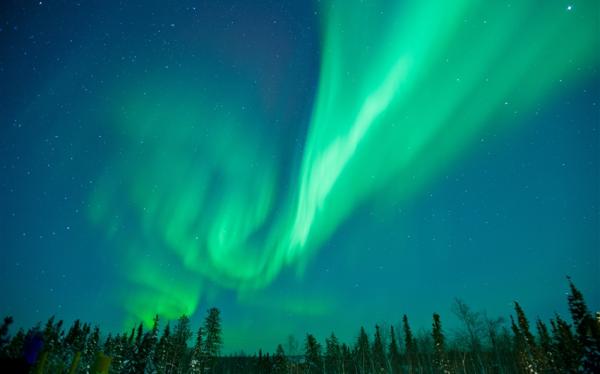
[0, 307, 222, 373]
[0, 278, 599, 373]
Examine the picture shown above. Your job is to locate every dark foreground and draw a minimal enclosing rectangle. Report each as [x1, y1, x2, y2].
[1, 278, 599, 373]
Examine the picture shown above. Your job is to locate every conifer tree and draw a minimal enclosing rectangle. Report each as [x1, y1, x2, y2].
[325, 333, 341, 374]
[0, 317, 13, 352]
[5, 328, 25, 359]
[190, 326, 203, 374]
[154, 322, 172, 373]
[402, 315, 417, 372]
[131, 320, 157, 374]
[143, 315, 160, 372]
[305, 334, 323, 374]
[510, 315, 529, 372]
[127, 326, 135, 346]
[550, 315, 580, 373]
[109, 333, 126, 373]
[341, 343, 353, 374]
[39, 316, 63, 371]
[64, 319, 83, 352]
[169, 315, 192, 373]
[355, 327, 371, 374]
[273, 344, 288, 374]
[372, 325, 386, 373]
[81, 326, 99, 373]
[514, 303, 535, 349]
[513, 301, 546, 372]
[388, 326, 401, 374]
[535, 318, 552, 369]
[567, 277, 600, 372]
[432, 313, 450, 373]
[203, 307, 222, 372]
[262, 352, 272, 373]
[256, 348, 264, 372]
[103, 334, 114, 357]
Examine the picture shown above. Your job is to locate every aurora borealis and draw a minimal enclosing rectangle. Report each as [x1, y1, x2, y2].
[1, 0, 599, 353]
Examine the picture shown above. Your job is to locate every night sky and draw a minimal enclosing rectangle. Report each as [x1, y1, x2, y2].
[1, 0, 598, 353]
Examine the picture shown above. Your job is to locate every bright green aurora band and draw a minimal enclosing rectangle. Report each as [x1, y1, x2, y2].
[88, 0, 598, 326]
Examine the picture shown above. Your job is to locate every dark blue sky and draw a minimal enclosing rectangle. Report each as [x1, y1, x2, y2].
[0, 0, 598, 353]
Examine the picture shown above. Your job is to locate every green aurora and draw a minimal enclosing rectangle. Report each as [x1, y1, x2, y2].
[84, 0, 599, 327]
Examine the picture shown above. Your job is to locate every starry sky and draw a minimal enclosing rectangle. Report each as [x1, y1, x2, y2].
[0, 0, 599, 353]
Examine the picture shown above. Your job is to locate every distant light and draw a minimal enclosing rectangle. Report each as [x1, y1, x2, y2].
[567, 5, 573, 11]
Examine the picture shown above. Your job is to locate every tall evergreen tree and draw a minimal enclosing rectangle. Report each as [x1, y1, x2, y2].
[567, 277, 600, 372]
[110, 333, 128, 373]
[431, 313, 450, 374]
[38, 316, 63, 371]
[514, 302, 535, 349]
[272, 344, 288, 374]
[535, 318, 553, 369]
[372, 325, 386, 373]
[190, 326, 204, 374]
[170, 315, 192, 373]
[325, 333, 341, 374]
[305, 334, 323, 374]
[388, 326, 401, 374]
[513, 301, 544, 372]
[402, 315, 417, 372]
[355, 327, 371, 374]
[0, 317, 14, 352]
[154, 322, 172, 373]
[203, 307, 222, 372]
[510, 315, 529, 372]
[550, 315, 580, 373]
[5, 328, 25, 360]
[341, 343, 353, 374]
[132, 319, 158, 374]
[143, 315, 160, 372]
[82, 326, 100, 373]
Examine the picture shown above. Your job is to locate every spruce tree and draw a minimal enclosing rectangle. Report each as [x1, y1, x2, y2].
[39, 316, 63, 371]
[325, 333, 341, 374]
[550, 315, 580, 373]
[510, 315, 529, 372]
[341, 343, 353, 374]
[82, 326, 100, 373]
[273, 344, 288, 374]
[535, 319, 552, 369]
[372, 325, 386, 373]
[432, 313, 450, 373]
[190, 326, 203, 374]
[402, 315, 417, 372]
[203, 307, 222, 372]
[513, 301, 544, 372]
[355, 327, 371, 374]
[143, 315, 160, 372]
[170, 315, 192, 373]
[154, 322, 172, 373]
[0, 316, 12, 351]
[110, 333, 126, 372]
[514, 303, 535, 349]
[304, 334, 323, 374]
[388, 326, 401, 374]
[567, 277, 600, 372]
[132, 320, 157, 374]
[5, 328, 25, 360]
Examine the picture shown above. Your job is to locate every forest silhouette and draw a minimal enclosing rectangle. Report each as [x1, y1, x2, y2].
[1, 278, 599, 373]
